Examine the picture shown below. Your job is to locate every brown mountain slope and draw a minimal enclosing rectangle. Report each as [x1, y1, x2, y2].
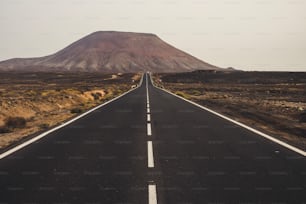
[0, 31, 221, 73]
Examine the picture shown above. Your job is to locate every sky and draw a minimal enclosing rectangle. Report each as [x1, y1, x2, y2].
[0, 0, 306, 71]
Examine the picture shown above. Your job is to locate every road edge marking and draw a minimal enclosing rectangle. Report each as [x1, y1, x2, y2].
[149, 74, 306, 157]
[0, 74, 145, 160]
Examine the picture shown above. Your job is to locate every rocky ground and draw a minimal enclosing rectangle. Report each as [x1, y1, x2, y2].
[0, 72, 140, 150]
[153, 71, 306, 150]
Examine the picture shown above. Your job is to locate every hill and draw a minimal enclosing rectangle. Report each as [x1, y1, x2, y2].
[0, 31, 221, 73]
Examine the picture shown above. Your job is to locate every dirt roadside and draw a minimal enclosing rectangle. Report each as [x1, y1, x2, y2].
[0, 72, 141, 150]
[153, 71, 306, 150]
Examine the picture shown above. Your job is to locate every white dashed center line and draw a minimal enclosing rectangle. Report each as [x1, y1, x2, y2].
[147, 141, 155, 168]
[147, 123, 152, 136]
[147, 114, 151, 122]
[146, 73, 158, 204]
[148, 184, 157, 204]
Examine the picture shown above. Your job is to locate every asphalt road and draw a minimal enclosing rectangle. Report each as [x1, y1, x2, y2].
[0, 73, 305, 204]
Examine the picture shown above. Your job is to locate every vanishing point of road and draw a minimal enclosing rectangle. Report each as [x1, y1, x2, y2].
[0, 73, 305, 203]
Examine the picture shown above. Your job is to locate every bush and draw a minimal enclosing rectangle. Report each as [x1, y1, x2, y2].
[5, 117, 27, 129]
[91, 92, 102, 100]
[299, 112, 306, 123]
[39, 123, 49, 130]
[175, 91, 190, 99]
[70, 108, 83, 114]
[0, 127, 11, 133]
[0, 117, 27, 133]
[190, 89, 202, 96]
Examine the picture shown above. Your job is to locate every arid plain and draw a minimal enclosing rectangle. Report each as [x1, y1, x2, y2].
[153, 71, 306, 150]
[0, 72, 140, 149]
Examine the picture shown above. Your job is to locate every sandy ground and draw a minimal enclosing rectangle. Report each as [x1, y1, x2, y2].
[153, 71, 306, 150]
[0, 72, 140, 150]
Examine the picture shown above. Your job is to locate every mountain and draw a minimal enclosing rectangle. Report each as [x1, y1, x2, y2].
[0, 31, 221, 73]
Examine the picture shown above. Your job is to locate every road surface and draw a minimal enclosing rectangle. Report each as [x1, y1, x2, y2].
[0, 73, 305, 203]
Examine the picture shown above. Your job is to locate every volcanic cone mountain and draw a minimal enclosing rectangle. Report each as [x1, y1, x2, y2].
[0, 31, 221, 73]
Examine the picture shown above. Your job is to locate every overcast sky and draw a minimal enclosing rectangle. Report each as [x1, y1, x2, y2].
[1, 0, 306, 71]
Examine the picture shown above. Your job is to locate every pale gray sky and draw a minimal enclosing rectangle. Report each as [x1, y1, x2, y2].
[1, 0, 306, 71]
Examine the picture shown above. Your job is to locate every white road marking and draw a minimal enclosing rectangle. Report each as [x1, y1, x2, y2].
[146, 73, 150, 103]
[149, 73, 306, 157]
[147, 114, 151, 122]
[147, 141, 155, 167]
[0, 74, 145, 160]
[146, 73, 149, 89]
[147, 73, 157, 203]
[147, 123, 152, 136]
[148, 184, 157, 204]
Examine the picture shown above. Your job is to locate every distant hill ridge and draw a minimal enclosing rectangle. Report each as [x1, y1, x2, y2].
[0, 31, 221, 73]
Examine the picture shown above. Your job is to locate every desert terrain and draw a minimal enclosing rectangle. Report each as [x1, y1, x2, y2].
[0, 72, 140, 150]
[153, 71, 306, 150]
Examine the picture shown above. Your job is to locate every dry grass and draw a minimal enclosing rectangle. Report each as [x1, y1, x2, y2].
[154, 71, 306, 150]
[0, 72, 141, 149]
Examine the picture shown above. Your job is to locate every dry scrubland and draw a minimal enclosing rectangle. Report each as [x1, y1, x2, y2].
[154, 71, 306, 150]
[0, 72, 140, 149]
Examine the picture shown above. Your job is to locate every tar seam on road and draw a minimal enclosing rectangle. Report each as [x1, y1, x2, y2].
[149, 73, 306, 157]
[0, 74, 145, 160]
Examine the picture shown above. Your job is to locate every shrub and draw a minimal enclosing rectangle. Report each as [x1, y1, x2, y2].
[91, 92, 102, 100]
[299, 112, 306, 123]
[39, 123, 49, 130]
[190, 89, 202, 96]
[175, 91, 190, 99]
[70, 108, 83, 114]
[0, 127, 11, 133]
[0, 117, 27, 133]
[5, 117, 27, 129]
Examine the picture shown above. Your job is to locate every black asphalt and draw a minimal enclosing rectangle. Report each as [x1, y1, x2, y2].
[0, 73, 305, 204]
